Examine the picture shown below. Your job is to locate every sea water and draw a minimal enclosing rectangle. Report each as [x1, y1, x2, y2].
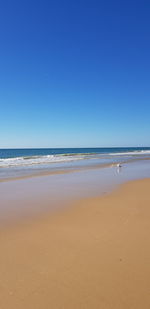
[0, 147, 150, 180]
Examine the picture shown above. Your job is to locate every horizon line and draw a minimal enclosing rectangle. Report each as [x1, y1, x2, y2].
[0, 146, 150, 150]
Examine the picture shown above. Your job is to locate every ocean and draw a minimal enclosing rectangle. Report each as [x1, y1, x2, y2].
[1, 147, 150, 165]
[0, 147, 150, 180]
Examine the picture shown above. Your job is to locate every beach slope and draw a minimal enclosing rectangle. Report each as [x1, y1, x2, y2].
[0, 178, 150, 309]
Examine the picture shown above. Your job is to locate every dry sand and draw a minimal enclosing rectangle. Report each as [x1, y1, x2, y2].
[0, 178, 150, 309]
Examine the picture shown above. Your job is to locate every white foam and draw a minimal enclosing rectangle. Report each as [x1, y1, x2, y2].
[108, 150, 150, 156]
[0, 150, 150, 168]
[0, 154, 85, 168]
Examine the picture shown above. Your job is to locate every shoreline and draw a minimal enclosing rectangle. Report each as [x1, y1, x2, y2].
[0, 157, 150, 183]
[0, 178, 150, 308]
[0, 162, 113, 183]
[0, 159, 150, 225]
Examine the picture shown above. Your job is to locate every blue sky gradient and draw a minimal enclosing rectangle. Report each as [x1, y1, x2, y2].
[0, 0, 150, 148]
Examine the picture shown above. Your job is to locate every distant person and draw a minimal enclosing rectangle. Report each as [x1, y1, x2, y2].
[117, 163, 122, 174]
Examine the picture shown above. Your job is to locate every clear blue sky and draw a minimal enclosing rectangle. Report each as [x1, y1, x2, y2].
[0, 0, 150, 148]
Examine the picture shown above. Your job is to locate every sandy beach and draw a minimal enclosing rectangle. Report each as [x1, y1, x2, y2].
[0, 178, 150, 309]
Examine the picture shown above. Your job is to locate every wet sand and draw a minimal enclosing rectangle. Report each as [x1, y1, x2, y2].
[1, 157, 150, 183]
[0, 178, 150, 309]
[0, 162, 113, 182]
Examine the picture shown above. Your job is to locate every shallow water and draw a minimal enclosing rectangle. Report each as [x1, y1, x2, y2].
[0, 159, 150, 225]
[0, 147, 150, 180]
